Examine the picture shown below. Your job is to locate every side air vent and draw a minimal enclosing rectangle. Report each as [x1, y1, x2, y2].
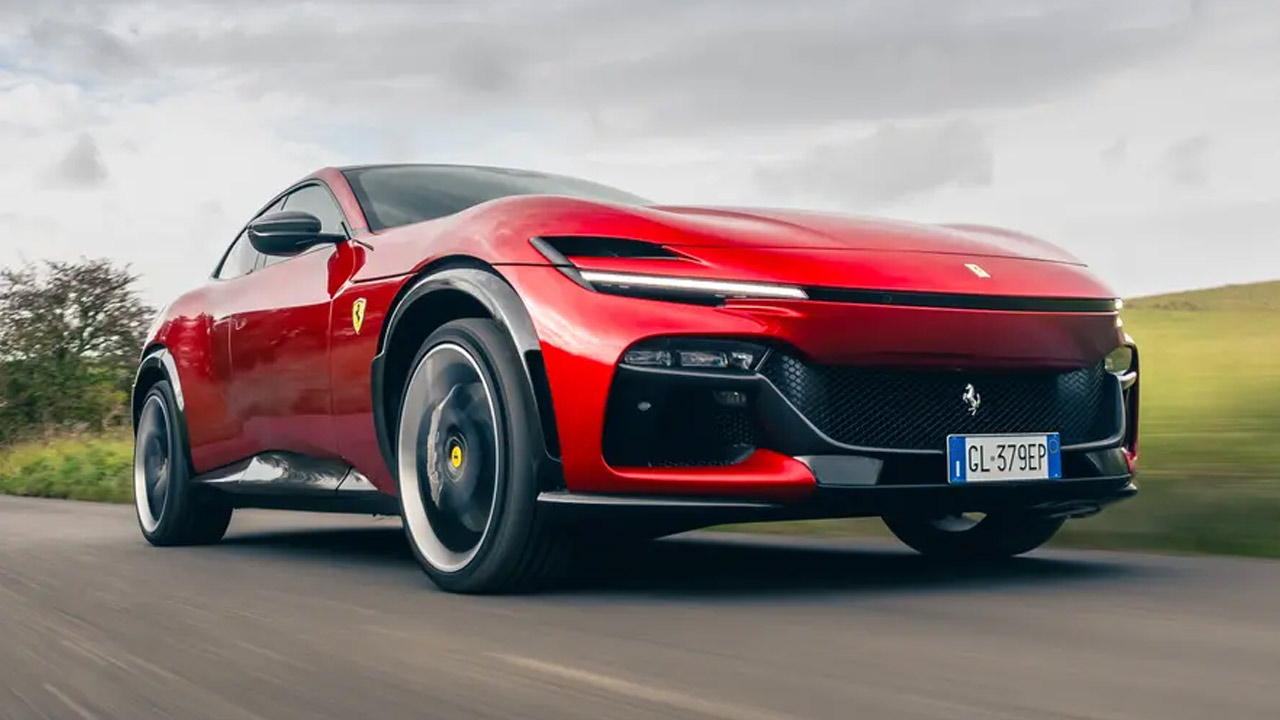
[534, 236, 680, 261]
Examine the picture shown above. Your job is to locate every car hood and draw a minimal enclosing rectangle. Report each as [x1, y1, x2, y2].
[644, 205, 1083, 265]
[352, 196, 1111, 300]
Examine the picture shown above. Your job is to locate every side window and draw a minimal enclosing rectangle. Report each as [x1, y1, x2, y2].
[260, 184, 347, 268]
[282, 184, 346, 235]
[214, 197, 285, 279]
[216, 230, 260, 279]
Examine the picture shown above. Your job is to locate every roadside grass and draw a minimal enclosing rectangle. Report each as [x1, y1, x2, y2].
[0, 433, 133, 504]
[1054, 306, 1280, 556]
[1, 284, 1278, 559]
[728, 305, 1280, 558]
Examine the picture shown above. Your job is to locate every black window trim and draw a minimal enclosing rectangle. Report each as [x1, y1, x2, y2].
[211, 230, 251, 282]
[210, 179, 354, 281]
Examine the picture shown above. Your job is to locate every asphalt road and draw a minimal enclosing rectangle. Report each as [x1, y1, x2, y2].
[2, 497, 1278, 720]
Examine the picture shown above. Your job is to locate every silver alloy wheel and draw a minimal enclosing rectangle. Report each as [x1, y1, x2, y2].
[134, 394, 171, 533]
[397, 342, 501, 573]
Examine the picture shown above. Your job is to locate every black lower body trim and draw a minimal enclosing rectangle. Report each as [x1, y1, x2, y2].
[800, 447, 1132, 487]
[224, 493, 399, 515]
[798, 477, 1136, 521]
[193, 451, 399, 515]
[538, 472, 1136, 527]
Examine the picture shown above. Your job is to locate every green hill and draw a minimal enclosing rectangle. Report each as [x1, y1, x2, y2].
[1126, 280, 1280, 311]
[1055, 279, 1280, 555]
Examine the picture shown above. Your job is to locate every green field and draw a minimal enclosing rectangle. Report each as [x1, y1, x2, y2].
[2, 281, 1279, 557]
[737, 281, 1280, 556]
[1055, 282, 1280, 555]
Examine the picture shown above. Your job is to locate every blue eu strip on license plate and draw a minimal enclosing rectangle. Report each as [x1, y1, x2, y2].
[947, 433, 1062, 483]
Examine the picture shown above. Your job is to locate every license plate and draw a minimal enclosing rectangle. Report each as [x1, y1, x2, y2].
[947, 433, 1062, 483]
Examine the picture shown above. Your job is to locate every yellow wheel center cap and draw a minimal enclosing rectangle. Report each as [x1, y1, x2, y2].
[449, 444, 463, 469]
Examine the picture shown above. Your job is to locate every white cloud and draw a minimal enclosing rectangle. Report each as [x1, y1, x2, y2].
[759, 120, 994, 206]
[0, 0, 1277, 302]
[1100, 137, 1128, 168]
[0, 80, 336, 298]
[1163, 134, 1212, 187]
[47, 133, 109, 187]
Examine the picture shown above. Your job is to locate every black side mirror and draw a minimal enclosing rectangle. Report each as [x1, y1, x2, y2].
[247, 211, 345, 256]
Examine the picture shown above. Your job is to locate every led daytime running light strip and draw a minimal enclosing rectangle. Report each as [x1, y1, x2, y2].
[577, 270, 808, 300]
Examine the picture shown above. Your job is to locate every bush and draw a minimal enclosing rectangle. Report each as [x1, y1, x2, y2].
[0, 258, 151, 444]
[0, 435, 133, 503]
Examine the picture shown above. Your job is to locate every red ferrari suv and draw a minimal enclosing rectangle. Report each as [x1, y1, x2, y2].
[132, 164, 1139, 592]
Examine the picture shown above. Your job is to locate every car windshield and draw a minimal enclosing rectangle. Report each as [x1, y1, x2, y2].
[342, 164, 653, 231]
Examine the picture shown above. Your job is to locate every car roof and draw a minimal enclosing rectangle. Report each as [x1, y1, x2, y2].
[333, 162, 545, 175]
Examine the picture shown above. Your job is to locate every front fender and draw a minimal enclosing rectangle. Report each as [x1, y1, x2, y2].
[131, 347, 197, 475]
[133, 346, 185, 428]
[370, 266, 561, 483]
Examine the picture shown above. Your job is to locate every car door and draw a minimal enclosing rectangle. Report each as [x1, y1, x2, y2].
[224, 182, 351, 460]
[198, 224, 273, 469]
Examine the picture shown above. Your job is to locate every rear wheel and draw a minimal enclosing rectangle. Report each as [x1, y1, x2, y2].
[883, 511, 1063, 559]
[396, 319, 567, 593]
[134, 381, 232, 546]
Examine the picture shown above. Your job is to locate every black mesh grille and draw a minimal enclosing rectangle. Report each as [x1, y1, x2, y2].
[603, 384, 756, 467]
[761, 353, 1121, 451]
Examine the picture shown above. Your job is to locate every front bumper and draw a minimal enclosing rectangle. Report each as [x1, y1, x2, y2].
[537, 473, 1137, 526]
[499, 265, 1137, 512]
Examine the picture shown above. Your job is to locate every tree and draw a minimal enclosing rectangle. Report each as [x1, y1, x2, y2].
[0, 258, 153, 443]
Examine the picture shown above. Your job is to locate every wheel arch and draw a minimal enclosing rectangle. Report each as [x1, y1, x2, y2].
[131, 344, 195, 473]
[371, 257, 562, 488]
[132, 345, 184, 428]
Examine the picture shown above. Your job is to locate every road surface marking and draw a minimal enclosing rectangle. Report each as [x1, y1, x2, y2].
[44, 685, 98, 720]
[490, 652, 801, 720]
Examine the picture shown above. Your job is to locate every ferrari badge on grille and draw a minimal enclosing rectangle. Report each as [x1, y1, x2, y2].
[962, 383, 982, 416]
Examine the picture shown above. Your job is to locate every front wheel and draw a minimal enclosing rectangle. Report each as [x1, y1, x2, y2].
[134, 380, 232, 546]
[883, 511, 1063, 559]
[395, 319, 567, 593]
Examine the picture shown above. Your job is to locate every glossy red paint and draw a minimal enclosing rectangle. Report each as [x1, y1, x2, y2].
[566, 247, 1112, 300]
[596, 450, 817, 503]
[330, 275, 401, 492]
[144, 166, 1133, 504]
[152, 167, 375, 477]
[347, 195, 1106, 289]
[498, 264, 1123, 498]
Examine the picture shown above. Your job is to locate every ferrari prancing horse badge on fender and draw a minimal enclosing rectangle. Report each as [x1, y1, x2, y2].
[352, 298, 367, 334]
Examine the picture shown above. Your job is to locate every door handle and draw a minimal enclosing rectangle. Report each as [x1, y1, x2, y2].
[233, 318, 247, 331]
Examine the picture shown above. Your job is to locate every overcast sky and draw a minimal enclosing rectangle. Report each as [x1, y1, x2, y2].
[1, 0, 1277, 303]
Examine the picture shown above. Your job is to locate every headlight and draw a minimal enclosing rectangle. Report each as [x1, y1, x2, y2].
[621, 349, 673, 367]
[578, 270, 808, 302]
[621, 339, 765, 372]
[530, 237, 808, 304]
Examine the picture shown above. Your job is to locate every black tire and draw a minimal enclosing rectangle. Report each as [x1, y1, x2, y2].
[395, 318, 567, 594]
[882, 511, 1063, 559]
[134, 380, 233, 546]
